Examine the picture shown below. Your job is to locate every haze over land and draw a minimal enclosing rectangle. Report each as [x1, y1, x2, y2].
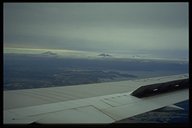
[3, 47, 189, 61]
[4, 50, 188, 90]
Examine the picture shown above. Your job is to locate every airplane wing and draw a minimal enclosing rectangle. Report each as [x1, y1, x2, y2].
[3, 74, 189, 124]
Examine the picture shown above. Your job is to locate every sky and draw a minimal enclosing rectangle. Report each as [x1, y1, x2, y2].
[3, 3, 189, 59]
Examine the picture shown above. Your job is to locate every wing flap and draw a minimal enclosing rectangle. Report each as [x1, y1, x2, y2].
[101, 89, 188, 121]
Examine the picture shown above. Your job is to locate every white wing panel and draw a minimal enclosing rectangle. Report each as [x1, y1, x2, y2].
[36, 106, 114, 124]
[101, 94, 141, 107]
[101, 89, 188, 121]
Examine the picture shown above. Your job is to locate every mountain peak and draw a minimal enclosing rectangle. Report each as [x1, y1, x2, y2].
[98, 53, 112, 57]
[42, 51, 57, 56]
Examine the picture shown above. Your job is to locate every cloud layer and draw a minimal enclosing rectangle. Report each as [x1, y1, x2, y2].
[4, 3, 188, 59]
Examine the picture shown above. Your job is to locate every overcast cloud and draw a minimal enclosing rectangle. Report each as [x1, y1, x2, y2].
[4, 3, 188, 59]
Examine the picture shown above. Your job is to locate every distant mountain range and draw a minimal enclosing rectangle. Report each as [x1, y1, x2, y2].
[98, 53, 112, 57]
[42, 51, 57, 56]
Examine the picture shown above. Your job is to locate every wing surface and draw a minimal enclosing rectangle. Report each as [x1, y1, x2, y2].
[4, 74, 188, 124]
